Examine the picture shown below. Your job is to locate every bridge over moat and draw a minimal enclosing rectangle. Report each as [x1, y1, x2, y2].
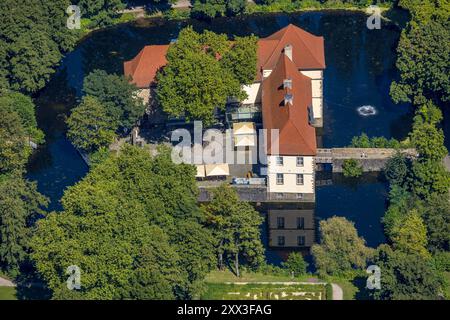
[315, 148, 417, 172]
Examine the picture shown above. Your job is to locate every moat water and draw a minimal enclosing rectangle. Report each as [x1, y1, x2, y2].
[28, 11, 427, 261]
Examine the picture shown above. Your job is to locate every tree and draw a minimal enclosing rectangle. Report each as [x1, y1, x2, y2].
[75, 0, 126, 27]
[311, 216, 373, 276]
[371, 244, 444, 300]
[0, 0, 77, 93]
[191, 0, 247, 19]
[384, 153, 409, 186]
[282, 252, 308, 277]
[390, 19, 449, 105]
[83, 69, 145, 131]
[0, 174, 48, 277]
[31, 145, 214, 299]
[410, 103, 447, 162]
[342, 159, 363, 178]
[202, 184, 264, 277]
[391, 210, 431, 259]
[156, 27, 250, 126]
[0, 91, 44, 144]
[221, 35, 258, 85]
[422, 193, 450, 252]
[66, 96, 117, 153]
[0, 109, 31, 174]
[410, 159, 450, 199]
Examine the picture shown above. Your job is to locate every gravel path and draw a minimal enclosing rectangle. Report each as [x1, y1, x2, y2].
[0, 277, 15, 287]
[331, 283, 343, 300]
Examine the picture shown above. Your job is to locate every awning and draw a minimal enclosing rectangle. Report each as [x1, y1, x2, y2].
[233, 122, 255, 135]
[234, 134, 256, 147]
[205, 163, 230, 177]
[195, 165, 205, 178]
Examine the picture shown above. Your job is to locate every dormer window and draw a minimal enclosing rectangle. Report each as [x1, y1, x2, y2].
[284, 93, 293, 106]
[283, 78, 292, 89]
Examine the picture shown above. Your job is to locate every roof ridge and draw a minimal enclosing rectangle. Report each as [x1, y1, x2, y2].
[292, 27, 323, 68]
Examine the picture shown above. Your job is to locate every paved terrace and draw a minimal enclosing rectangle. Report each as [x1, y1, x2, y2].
[315, 148, 417, 172]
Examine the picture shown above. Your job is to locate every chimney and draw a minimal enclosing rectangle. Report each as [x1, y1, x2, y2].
[284, 44, 293, 61]
[283, 78, 292, 89]
[284, 93, 293, 106]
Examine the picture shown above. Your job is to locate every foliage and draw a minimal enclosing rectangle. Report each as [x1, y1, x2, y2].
[66, 96, 118, 153]
[156, 27, 253, 126]
[191, 0, 247, 19]
[75, 0, 126, 27]
[221, 35, 258, 85]
[282, 252, 308, 276]
[371, 244, 444, 300]
[202, 184, 265, 276]
[0, 0, 78, 93]
[391, 210, 431, 259]
[342, 159, 363, 178]
[350, 133, 403, 149]
[410, 159, 450, 200]
[83, 69, 145, 132]
[31, 146, 215, 299]
[410, 102, 447, 162]
[384, 153, 409, 186]
[0, 174, 48, 277]
[422, 193, 450, 252]
[390, 16, 449, 105]
[0, 110, 32, 174]
[0, 91, 45, 144]
[311, 216, 373, 276]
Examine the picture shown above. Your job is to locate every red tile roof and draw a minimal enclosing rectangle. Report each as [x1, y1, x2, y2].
[262, 54, 317, 156]
[257, 24, 325, 80]
[123, 45, 169, 88]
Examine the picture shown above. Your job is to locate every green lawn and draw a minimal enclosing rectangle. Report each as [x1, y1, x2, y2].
[0, 287, 17, 300]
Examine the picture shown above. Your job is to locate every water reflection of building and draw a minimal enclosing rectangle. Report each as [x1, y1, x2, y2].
[263, 203, 316, 250]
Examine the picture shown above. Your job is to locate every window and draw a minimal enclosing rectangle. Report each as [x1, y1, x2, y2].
[277, 217, 285, 229]
[296, 156, 304, 166]
[296, 174, 304, 185]
[278, 236, 285, 246]
[296, 193, 303, 200]
[297, 217, 305, 229]
[276, 193, 284, 199]
[276, 173, 284, 185]
[276, 156, 283, 166]
[297, 236, 306, 246]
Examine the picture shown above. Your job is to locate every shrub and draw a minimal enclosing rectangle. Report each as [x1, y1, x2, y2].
[282, 252, 308, 276]
[342, 159, 363, 178]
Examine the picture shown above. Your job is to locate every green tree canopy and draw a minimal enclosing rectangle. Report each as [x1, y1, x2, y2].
[391, 210, 431, 259]
[31, 145, 215, 299]
[83, 69, 145, 131]
[0, 174, 48, 277]
[202, 184, 264, 277]
[282, 252, 308, 277]
[311, 216, 373, 276]
[75, 0, 125, 27]
[0, 91, 44, 143]
[0, 109, 32, 174]
[0, 0, 78, 93]
[390, 3, 449, 105]
[191, 0, 247, 19]
[422, 193, 450, 252]
[66, 95, 118, 153]
[156, 27, 255, 126]
[371, 244, 444, 300]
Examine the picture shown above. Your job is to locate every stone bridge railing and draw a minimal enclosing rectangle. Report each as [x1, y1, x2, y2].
[315, 148, 417, 172]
